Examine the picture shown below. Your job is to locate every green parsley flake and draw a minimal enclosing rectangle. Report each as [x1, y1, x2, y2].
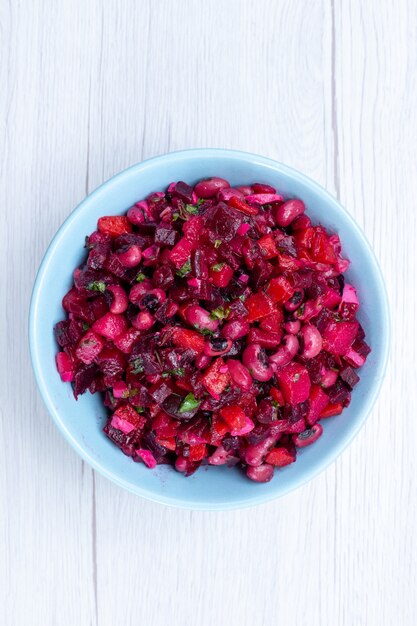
[184, 204, 199, 215]
[162, 367, 186, 378]
[211, 263, 225, 272]
[87, 280, 106, 293]
[176, 259, 192, 277]
[131, 358, 144, 374]
[294, 373, 300, 382]
[209, 305, 230, 320]
[196, 326, 214, 336]
[178, 392, 201, 414]
[214, 240, 222, 248]
[135, 272, 146, 283]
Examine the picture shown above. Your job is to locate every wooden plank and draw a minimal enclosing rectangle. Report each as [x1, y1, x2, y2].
[0, 1, 98, 624]
[331, 1, 417, 624]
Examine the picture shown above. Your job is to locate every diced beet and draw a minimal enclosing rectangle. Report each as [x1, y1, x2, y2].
[113, 328, 141, 354]
[154, 226, 178, 246]
[245, 292, 276, 322]
[73, 363, 98, 399]
[327, 379, 351, 404]
[75, 330, 105, 364]
[169, 237, 193, 268]
[98, 216, 132, 237]
[305, 385, 329, 425]
[201, 358, 230, 398]
[322, 320, 359, 355]
[266, 276, 295, 304]
[275, 362, 311, 405]
[96, 347, 126, 386]
[56, 351, 75, 382]
[111, 404, 146, 434]
[103, 418, 143, 457]
[339, 365, 360, 389]
[54, 320, 72, 347]
[265, 447, 295, 467]
[209, 263, 234, 288]
[172, 181, 194, 203]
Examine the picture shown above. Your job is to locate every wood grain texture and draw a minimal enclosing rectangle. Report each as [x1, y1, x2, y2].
[0, 1, 415, 625]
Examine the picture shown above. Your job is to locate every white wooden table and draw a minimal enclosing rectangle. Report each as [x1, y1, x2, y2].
[1, 1, 416, 624]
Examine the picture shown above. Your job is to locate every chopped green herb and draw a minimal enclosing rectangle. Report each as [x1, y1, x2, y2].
[178, 392, 201, 414]
[294, 373, 300, 382]
[193, 324, 214, 336]
[87, 280, 106, 293]
[82, 322, 90, 331]
[176, 259, 192, 277]
[211, 263, 225, 272]
[134, 406, 145, 414]
[130, 358, 144, 374]
[162, 367, 186, 378]
[238, 294, 246, 302]
[135, 272, 146, 283]
[172, 213, 180, 221]
[214, 239, 222, 248]
[184, 204, 199, 215]
[209, 305, 230, 321]
[271, 399, 280, 409]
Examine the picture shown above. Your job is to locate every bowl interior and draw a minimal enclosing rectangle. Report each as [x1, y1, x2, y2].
[30, 150, 389, 510]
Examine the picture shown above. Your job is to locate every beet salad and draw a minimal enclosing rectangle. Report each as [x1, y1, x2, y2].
[54, 177, 370, 482]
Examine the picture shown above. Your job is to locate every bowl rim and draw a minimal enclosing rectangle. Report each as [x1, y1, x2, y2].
[29, 148, 390, 510]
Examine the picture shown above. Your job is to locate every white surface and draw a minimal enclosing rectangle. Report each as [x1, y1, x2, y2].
[1, 1, 416, 624]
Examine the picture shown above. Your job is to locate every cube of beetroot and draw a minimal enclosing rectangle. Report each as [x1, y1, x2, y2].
[169, 237, 193, 268]
[152, 411, 179, 437]
[265, 447, 295, 467]
[92, 312, 128, 340]
[265, 276, 295, 304]
[110, 404, 146, 434]
[344, 347, 366, 368]
[171, 328, 205, 355]
[183, 215, 204, 244]
[136, 449, 157, 468]
[320, 402, 343, 418]
[187, 444, 208, 462]
[209, 263, 234, 287]
[257, 234, 279, 259]
[56, 351, 75, 382]
[245, 292, 276, 322]
[75, 330, 105, 364]
[97, 216, 132, 237]
[113, 328, 141, 354]
[310, 228, 337, 264]
[275, 362, 311, 404]
[322, 320, 359, 355]
[219, 405, 254, 436]
[96, 347, 126, 386]
[259, 309, 284, 332]
[305, 385, 329, 425]
[201, 358, 231, 399]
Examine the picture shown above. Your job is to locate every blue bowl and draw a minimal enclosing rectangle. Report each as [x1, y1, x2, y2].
[29, 149, 389, 510]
